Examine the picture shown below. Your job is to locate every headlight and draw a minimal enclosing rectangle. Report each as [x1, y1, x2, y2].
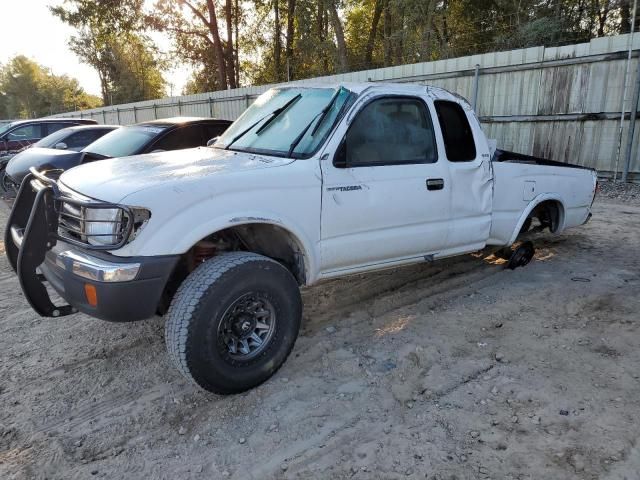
[84, 208, 122, 246]
[84, 207, 151, 246]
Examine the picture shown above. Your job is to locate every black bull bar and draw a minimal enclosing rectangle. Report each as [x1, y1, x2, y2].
[5, 171, 78, 317]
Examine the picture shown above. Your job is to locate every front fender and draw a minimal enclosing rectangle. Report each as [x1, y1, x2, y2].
[113, 206, 320, 283]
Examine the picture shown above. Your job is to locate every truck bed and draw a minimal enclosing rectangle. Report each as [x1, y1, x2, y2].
[492, 149, 595, 172]
[488, 149, 597, 246]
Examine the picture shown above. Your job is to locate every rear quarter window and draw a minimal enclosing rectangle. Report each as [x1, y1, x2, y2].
[434, 100, 477, 162]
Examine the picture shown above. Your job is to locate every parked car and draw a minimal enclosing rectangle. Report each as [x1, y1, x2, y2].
[1, 125, 120, 194]
[6, 83, 597, 395]
[0, 118, 97, 159]
[3, 117, 232, 189]
[28, 124, 120, 151]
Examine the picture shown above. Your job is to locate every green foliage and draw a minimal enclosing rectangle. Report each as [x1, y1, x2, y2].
[108, 35, 168, 104]
[237, 0, 635, 86]
[52, 0, 166, 104]
[53, 0, 638, 97]
[0, 56, 102, 119]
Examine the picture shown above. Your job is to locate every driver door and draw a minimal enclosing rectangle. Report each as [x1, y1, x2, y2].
[319, 94, 451, 274]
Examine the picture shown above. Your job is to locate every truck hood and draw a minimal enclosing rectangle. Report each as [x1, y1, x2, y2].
[59, 147, 294, 203]
[6, 148, 83, 183]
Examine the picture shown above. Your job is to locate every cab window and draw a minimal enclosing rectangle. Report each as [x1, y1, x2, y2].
[434, 100, 477, 162]
[343, 97, 437, 167]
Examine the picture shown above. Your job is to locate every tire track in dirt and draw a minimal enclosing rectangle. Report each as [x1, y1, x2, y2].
[34, 383, 175, 435]
[303, 252, 505, 327]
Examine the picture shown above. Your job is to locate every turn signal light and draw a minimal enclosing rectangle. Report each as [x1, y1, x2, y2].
[84, 284, 98, 307]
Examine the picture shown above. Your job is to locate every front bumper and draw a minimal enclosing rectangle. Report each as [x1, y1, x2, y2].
[5, 172, 179, 322]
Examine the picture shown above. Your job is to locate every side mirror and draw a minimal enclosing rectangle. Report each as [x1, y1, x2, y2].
[333, 139, 348, 168]
[54, 142, 68, 150]
[207, 136, 219, 147]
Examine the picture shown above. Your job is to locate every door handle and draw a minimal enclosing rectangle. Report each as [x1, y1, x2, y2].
[426, 178, 444, 191]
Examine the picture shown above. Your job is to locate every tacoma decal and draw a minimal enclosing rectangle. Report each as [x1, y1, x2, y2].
[327, 185, 363, 192]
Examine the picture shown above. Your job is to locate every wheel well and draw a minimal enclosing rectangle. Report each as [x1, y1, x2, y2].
[529, 200, 564, 233]
[158, 223, 307, 314]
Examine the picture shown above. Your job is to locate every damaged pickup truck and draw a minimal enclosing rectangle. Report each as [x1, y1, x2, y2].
[6, 83, 597, 394]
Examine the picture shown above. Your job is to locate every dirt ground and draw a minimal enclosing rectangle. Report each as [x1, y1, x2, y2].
[1, 192, 640, 480]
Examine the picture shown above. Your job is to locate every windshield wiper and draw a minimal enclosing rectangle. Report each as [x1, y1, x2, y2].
[287, 89, 342, 158]
[225, 93, 302, 150]
[255, 93, 302, 135]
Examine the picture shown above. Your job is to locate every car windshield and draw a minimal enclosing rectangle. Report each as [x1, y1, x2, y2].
[83, 125, 167, 158]
[214, 86, 354, 158]
[33, 128, 72, 148]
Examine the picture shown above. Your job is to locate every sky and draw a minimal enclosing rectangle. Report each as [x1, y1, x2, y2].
[0, 0, 190, 98]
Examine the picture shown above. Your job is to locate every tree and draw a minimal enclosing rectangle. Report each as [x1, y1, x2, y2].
[285, 0, 297, 79]
[149, 0, 237, 90]
[328, 0, 348, 72]
[108, 35, 167, 103]
[52, 0, 166, 104]
[53, 0, 640, 101]
[0, 56, 101, 119]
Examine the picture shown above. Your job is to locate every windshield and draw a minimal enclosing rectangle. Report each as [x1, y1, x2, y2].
[214, 86, 354, 158]
[0, 122, 16, 137]
[33, 128, 72, 148]
[83, 125, 167, 157]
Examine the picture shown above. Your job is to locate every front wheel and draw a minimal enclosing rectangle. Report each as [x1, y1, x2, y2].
[165, 252, 302, 394]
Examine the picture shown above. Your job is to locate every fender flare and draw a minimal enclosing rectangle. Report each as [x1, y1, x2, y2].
[170, 213, 318, 283]
[507, 193, 566, 245]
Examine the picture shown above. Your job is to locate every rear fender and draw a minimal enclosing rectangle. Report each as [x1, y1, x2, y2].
[507, 193, 565, 245]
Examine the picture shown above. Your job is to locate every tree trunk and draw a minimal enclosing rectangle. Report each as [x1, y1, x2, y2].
[274, 0, 282, 81]
[441, 0, 450, 57]
[317, 0, 328, 73]
[422, 0, 435, 60]
[394, 4, 404, 65]
[205, 0, 228, 89]
[328, 0, 348, 73]
[383, 0, 391, 66]
[235, 0, 240, 86]
[285, 0, 296, 80]
[225, 0, 237, 88]
[317, 0, 324, 40]
[364, 0, 382, 67]
[620, 0, 631, 33]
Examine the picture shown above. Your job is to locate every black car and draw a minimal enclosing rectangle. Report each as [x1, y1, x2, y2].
[4, 117, 232, 190]
[0, 118, 97, 158]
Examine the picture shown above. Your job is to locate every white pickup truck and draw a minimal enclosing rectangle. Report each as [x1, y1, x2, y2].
[6, 83, 597, 394]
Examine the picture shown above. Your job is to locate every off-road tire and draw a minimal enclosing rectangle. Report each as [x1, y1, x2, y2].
[165, 252, 302, 394]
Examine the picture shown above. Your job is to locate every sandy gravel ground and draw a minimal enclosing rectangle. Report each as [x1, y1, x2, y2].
[1, 196, 639, 480]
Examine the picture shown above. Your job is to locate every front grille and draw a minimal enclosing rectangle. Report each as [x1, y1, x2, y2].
[58, 201, 83, 241]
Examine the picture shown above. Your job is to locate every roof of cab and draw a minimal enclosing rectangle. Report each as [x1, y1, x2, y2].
[273, 81, 469, 105]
